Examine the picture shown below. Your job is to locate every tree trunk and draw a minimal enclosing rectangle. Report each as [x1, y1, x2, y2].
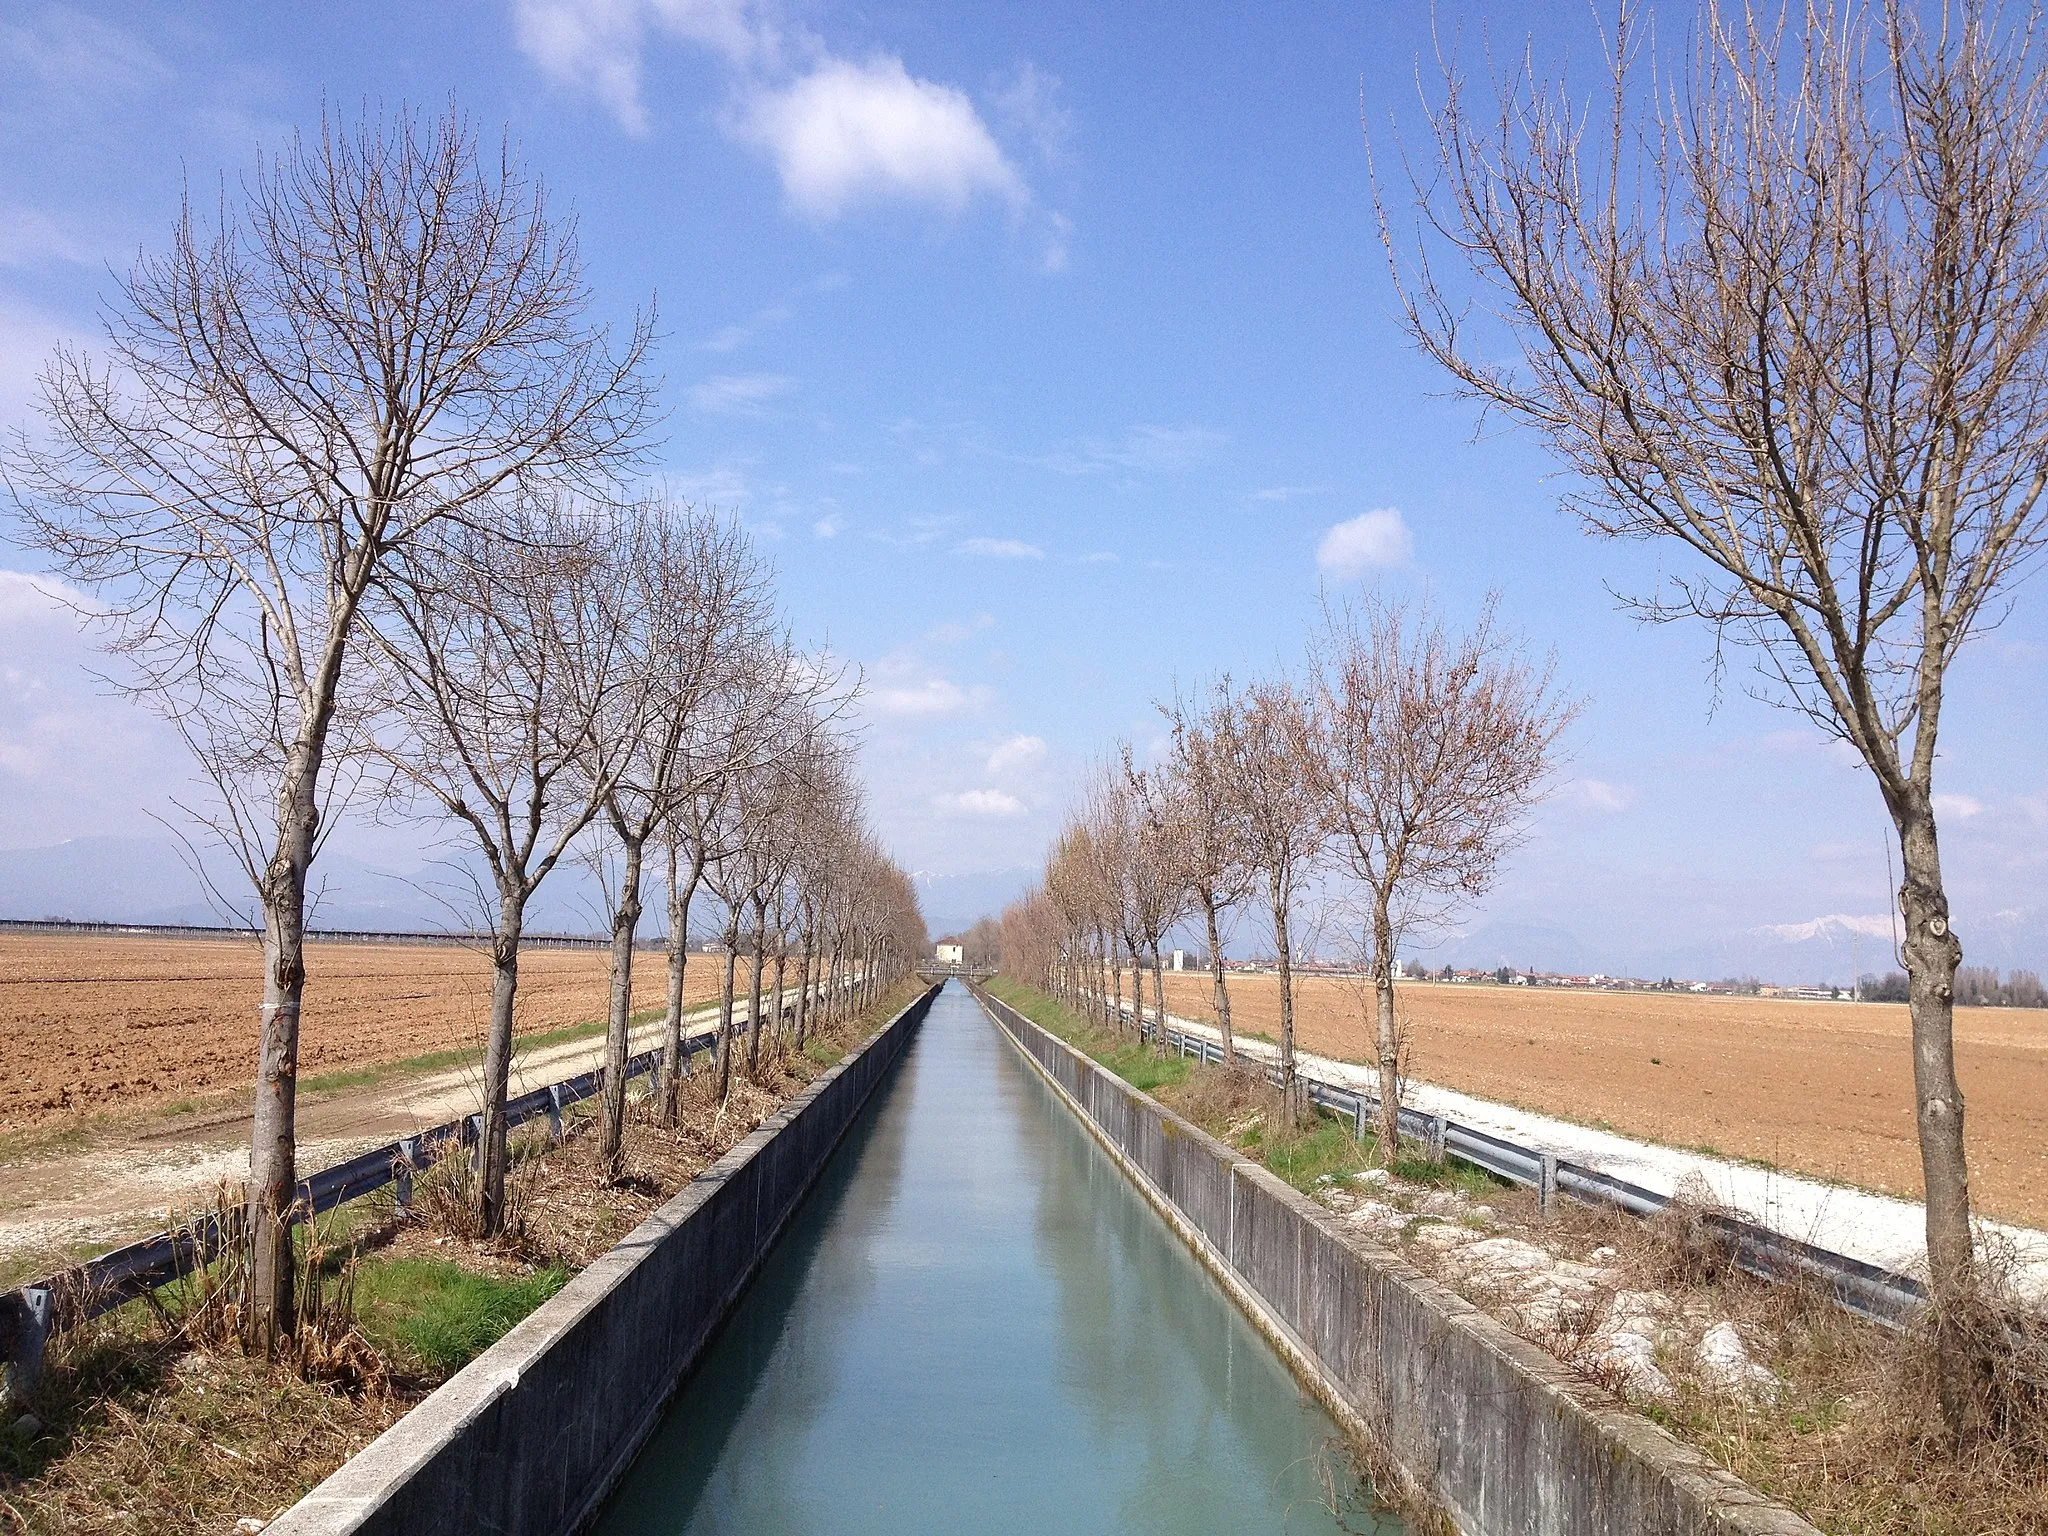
[598, 834, 645, 1177]
[1272, 888, 1298, 1120]
[1127, 945, 1144, 1041]
[1203, 892, 1235, 1065]
[1149, 947, 1167, 1053]
[1372, 890, 1403, 1164]
[659, 842, 702, 1124]
[248, 760, 317, 1347]
[1109, 940, 1125, 1035]
[715, 923, 740, 1101]
[771, 944, 789, 1048]
[793, 931, 812, 1048]
[1895, 792, 1993, 1438]
[479, 887, 525, 1236]
[747, 897, 768, 1080]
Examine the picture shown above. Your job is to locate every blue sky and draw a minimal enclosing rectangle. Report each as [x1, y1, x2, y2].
[2, 0, 2045, 977]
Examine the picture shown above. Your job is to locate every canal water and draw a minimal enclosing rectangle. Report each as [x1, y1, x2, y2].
[594, 982, 1400, 1535]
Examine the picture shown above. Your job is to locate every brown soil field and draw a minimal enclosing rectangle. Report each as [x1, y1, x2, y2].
[0, 934, 758, 1136]
[1159, 972, 2048, 1229]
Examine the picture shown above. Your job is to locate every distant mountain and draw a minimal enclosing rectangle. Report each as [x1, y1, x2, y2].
[0, 834, 616, 937]
[914, 868, 1034, 938]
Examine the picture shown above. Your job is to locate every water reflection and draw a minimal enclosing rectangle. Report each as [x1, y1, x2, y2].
[594, 983, 1401, 1535]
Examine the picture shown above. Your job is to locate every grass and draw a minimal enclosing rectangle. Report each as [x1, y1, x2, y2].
[354, 1257, 569, 1376]
[985, 978, 1505, 1200]
[986, 977, 1190, 1094]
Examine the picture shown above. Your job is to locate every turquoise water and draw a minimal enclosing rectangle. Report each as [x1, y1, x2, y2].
[594, 982, 1400, 1535]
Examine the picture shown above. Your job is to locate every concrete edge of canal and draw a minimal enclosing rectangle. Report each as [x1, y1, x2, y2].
[265, 981, 944, 1536]
[967, 983, 1823, 1536]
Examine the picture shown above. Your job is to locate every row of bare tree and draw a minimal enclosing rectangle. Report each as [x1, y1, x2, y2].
[999, 595, 1571, 1160]
[5, 104, 927, 1345]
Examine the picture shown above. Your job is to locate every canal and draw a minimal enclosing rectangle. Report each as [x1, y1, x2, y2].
[595, 981, 1400, 1534]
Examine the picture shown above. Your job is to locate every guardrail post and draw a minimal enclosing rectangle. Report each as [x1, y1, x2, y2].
[395, 1138, 418, 1209]
[546, 1085, 565, 1140]
[1353, 1096, 1368, 1141]
[1539, 1153, 1559, 1220]
[468, 1114, 485, 1174]
[1, 1285, 53, 1405]
[1426, 1114, 1447, 1164]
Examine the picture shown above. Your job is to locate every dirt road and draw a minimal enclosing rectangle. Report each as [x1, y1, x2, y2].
[0, 989, 814, 1285]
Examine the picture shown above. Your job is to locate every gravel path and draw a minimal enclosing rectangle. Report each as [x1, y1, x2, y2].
[0, 990, 796, 1279]
[1159, 1005, 2048, 1302]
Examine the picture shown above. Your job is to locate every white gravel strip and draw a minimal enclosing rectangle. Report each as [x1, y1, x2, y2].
[1150, 1004, 2048, 1302]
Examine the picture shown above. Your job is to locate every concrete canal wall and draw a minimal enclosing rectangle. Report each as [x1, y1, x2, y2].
[973, 985, 1820, 1536]
[268, 983, 941, 1536]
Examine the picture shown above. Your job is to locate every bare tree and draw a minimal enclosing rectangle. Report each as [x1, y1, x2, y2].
[1123, 747, 1196, 1046]
[366, 498, 643, 1234]
[1310, 595, 1572, 1161]
[1215, 677, 1328, 1114]
[590, 506, 774, 1173]
[1162, 683, 1256, 1063]
[1383, 0, 2048, 1429]
[7, 106, 654, 1337]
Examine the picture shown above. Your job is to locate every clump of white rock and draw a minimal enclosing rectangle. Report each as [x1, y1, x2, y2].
[1316, 1168, 1782, 1406]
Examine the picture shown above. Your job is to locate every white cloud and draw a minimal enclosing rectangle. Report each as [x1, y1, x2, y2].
[1565, 778, 1634, 814]
[939, 788, 1026, 818]
[511, 4, 1069, 261]
[0, 298, 81, 424]
[870, 677, 977, 718]
[665, 464, 755, 506]
[1316, 507, 1413, 577]
[0, 568, 189, 847]
[1039, 209, 1072, 274]
[956, 537, 1042, 560]
[928, 613, 995, 644]
[1077, 550, 1118, 565]
[990, 62, 1074, 166]
[732, 55, 1027, 220]
[0, 8, 167, 97]
[811, 514, 842, 538]
[1251, 484, 1327, 503]
[689, 372, 795, 414]
[1031, 425, 1225, 477]
[0, 569, 93, 624]
[512, 0, 776, 134]
[985, 734, 1046, 777]
[1933, 793, 1985, 821]
[0, 205, 116, 269]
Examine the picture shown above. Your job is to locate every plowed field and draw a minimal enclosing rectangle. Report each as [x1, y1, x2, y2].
[0, 934, 751, 1135]
[1159, 972, 2048, 1228]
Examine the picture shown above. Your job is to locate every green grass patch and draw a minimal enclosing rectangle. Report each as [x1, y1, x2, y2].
[988, 976, 1512, 1202]
[355, 1257, 568, 1377]
[1240, 1111, 1369, 1194]
[985, 977, 1190, 1093]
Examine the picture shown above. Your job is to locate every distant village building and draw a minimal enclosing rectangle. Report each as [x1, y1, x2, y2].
[935, 942, 964, 966]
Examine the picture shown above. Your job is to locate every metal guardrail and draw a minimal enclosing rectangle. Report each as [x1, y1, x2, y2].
[0, 982, 856, 1394]
[1036, 991, 1928, 1330]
